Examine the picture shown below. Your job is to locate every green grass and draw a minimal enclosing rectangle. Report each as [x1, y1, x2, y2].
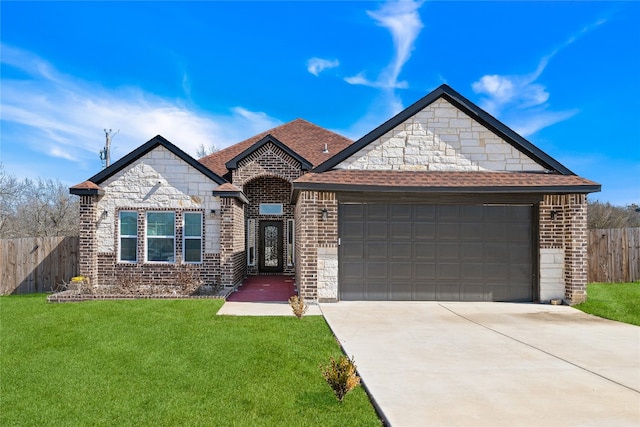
[0, 295, 380, 426]
[574, 282, 640, 326]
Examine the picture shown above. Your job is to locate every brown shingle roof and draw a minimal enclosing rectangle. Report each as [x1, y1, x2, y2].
[70, 180, 103, 190]
[293, 170, 601, 193]
[198, 118, 353, 177]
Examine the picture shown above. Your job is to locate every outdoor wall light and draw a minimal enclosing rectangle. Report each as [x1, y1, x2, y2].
[321, 208, 328, 222]
[102, 209, 108, 218]
[550, 210, 558, 221]
[210, 209, 217, 218]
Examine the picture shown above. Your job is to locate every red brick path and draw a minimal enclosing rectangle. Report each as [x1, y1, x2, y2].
[226, 275, 296, 302]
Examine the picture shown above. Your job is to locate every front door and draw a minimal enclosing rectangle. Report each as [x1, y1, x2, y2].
[259, 221, 283, 273]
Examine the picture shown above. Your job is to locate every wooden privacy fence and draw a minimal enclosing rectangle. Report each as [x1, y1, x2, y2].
[588, 228, 640, 283]
[1, 236, 79, 295]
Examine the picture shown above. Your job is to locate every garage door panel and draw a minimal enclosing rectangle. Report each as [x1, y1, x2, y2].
[509, 243, 531, 262]
[461, 263, 484, 280]
[342, 262, 364, 280]
[391, 222, 412, 239]
[342, 242, 364, 259]
[437, 282, 460, 300]
[367, 205, 388, 220]
[366, 242, 387, 259]
[438, 205, 460, 220]
[390, 204, 412, 219]
[390, 282, 413, 300]
[391, 262, 412, 280]
[391, 242, 412, 259]
[367, 223, 387, 239]
[366, 282, 389, 300]
[439, 243, 459, 259]
[415, 223, 436, 240]
[415, 242, 436, 260]
[485, 243, 508, 260]
[438, 263, 459, 280]
[366, 262, 387, 279]
[461, 205, 484, 220]
[461, 243, 483, 260]
[342, 222, 364, 239]
[414, 262, 436, 279]
[339, 203, 532, 302]
[414, 282, 436, 299]
[437, 223, 460, 240]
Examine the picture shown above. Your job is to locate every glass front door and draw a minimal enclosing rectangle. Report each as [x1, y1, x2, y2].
[259, 221, 283, 272]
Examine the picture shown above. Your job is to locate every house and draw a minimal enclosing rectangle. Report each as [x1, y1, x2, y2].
[70, 85, 600, 304]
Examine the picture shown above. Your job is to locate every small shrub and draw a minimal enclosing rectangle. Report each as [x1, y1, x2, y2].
[288, 295, 308, 319]
[320, 355, 361, 402]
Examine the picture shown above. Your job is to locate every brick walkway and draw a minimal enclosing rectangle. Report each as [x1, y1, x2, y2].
[226, 275, 296, 302]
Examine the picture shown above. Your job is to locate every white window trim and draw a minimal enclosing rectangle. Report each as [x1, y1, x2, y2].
[247, 219, 256, 266]
[183, 212, 203, 264]
[145, 211, 176, 263]
[118, 210, 138, 263]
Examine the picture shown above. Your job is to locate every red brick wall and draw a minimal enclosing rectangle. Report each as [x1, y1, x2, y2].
[219, 197, 246, 287]
[539, 194, 588, 304]
[294, 190, 338, 300]
[78, 195, 98, 282]
[244, 176, 295, 275]
[93, 207, 221, 288]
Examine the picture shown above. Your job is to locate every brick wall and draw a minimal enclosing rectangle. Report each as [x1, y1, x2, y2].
[219, 196, 246, 287]
[78, 195, 98, 282]
[244, 176, 295, 275]
[233, 142, 304, 187]
[539, 194, 588, 304]
[295, 190, 338, 301]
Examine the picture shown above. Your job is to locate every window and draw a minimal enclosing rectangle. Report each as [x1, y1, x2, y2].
[146, 212, 175, 262]
[259, 203, 283, 215]
[247, 219, 256, 266]
[183, 212, 202, 263]
[287, 219, 294, 266]
[119, 211, 138, 262]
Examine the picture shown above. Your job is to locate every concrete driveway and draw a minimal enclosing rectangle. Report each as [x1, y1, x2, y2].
[320, 302, 640, 427]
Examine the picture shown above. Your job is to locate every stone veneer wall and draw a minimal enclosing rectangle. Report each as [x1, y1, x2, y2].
[219, 197, 246, 287]
[337, 98, 547, 172]
[295, 190, 338, 302]
[539, 194, 588, 304]
[86, 145, 222, 287]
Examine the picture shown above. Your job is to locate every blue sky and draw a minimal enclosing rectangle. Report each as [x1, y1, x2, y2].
[1, 1, 638, 205]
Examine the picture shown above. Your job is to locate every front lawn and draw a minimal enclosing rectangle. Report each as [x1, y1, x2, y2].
[0, 295, 380, 426]
[574, 282, 640, 326]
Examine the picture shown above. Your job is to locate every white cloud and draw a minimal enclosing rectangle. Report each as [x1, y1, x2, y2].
[306, 57, 339, 77]
[471, 17, 606, 136]
[0, 44, 282, 168]
[345, 0, 423, 89]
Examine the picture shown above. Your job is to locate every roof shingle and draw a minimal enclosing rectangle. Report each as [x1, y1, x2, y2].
[293, 170, 601, 193]
[199, 118, 353, 177]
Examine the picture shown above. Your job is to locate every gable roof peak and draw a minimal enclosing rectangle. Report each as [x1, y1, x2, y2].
[313, 85, 574, 175]
[84, 134, 226, 186]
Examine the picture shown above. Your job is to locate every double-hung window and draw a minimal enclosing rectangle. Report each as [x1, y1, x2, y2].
[146, 212, 175, 262]
[119, 211, 138, 262]
[183, 212, 202, 263]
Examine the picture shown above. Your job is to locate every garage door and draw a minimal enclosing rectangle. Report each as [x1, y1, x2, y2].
[339, 203, 533, 301]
